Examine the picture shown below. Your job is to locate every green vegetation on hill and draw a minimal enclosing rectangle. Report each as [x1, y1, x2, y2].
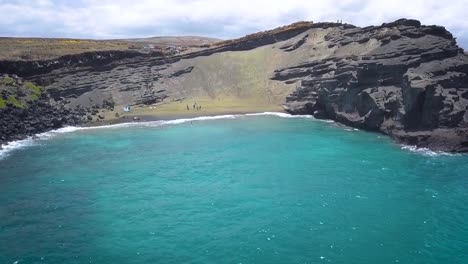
[24, 81, 41, 95]
[28, 94, 39, 101]
[0, 78, 42, 107]
[7, 95, 24, 108]
[2, 76, 14, 86]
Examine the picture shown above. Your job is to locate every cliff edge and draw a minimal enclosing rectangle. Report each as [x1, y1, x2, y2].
[273, 19, 468, 152]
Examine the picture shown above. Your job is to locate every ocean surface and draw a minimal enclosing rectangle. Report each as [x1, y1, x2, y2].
[0, 113, 467, 264]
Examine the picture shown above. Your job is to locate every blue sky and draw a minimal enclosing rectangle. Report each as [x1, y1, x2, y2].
[0, 0, 467, 49]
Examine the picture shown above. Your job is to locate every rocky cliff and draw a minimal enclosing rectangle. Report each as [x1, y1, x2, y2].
[273, 19, 468, 152]
[1, 19, 467, 152]
[0, 74, 87, 143]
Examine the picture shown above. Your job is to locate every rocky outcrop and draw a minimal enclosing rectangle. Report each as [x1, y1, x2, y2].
[280, 34, 309, 52]
[169, 66, 194, 77]
[0, 99, 87, 142]
[275, 19, 468, 152]
[0, 50, 155, 77]
[0, 75, 89, 145]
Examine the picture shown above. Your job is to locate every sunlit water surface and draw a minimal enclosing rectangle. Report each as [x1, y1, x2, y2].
[1, 114, 467, 264]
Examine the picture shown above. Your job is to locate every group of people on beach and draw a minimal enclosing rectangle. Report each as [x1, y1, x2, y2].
[186, 102, 202, 111]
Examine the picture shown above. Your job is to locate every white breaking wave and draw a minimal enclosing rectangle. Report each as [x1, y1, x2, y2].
[0, 112, 314, 159]
[400, 145, 458, 157]
[0, 138, 36, 160]
[245, 112, 313, 119]
[163, 114, 239, 124]
[2, 112, 460, 159]
[0, 127, 91, 160]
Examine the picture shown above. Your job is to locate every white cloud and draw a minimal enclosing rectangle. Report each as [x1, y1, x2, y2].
[0, 0, 467, 48]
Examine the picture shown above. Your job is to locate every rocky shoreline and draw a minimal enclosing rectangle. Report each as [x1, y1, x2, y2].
[1, 19, 467, 152]
[275, 19, 468, 152]
[1, 110, 464, 157]
[0, 74, 88, 146]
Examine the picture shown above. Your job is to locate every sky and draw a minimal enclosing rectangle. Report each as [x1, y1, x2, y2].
[0, 0, 467, 49]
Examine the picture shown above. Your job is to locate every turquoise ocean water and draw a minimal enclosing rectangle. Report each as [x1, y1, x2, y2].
[0, 114, 467, 264]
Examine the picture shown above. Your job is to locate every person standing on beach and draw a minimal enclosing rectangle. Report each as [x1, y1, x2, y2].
[186, 105, 189, 111]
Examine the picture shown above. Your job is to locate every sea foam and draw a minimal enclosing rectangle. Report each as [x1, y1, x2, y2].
[0, 112, 311, 159]
[0, 138, 36, 160]
[245, 112, 313, 119]
[1, 112, 457, 159]
[400, 145, 458, 157]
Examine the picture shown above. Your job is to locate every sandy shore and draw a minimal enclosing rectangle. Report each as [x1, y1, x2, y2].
[92, 98, 286, 126]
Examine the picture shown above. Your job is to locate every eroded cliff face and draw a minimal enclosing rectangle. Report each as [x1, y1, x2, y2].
[1, 19, 467, 151]
[273, 19, 468, 152]
[0, 75, 88, 143]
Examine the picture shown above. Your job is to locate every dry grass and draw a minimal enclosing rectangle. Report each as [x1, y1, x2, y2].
[0, 36, 219, 61]
[0, 22, 315, 61]
[0, 38, 130, 61]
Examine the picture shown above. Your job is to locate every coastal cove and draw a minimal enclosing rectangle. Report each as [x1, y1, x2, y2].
[1, 114, 467, 264]
[2, 2, 468, 264]
[2, 19, 467, 152]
